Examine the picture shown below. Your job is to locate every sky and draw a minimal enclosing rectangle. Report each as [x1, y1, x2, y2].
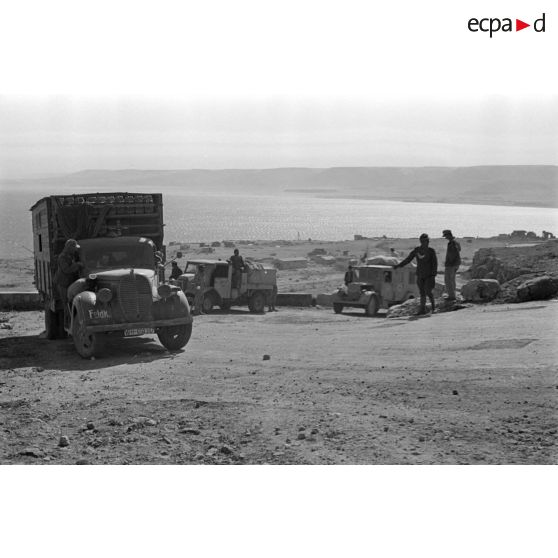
[0, 0, 557, 177]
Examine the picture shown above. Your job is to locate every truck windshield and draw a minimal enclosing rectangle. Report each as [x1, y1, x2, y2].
[185, 263, 201, 274]
[80, 242, 156, 271]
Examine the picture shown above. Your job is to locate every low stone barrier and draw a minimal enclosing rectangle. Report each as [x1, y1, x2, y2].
[276, 293, 314, 307]
[0, 291, 42, 311]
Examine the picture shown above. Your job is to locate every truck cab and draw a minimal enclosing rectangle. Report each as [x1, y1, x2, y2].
[332, 264, 419, 316]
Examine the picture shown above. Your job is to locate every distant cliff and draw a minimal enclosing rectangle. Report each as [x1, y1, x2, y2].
[6, 165, 558, 208]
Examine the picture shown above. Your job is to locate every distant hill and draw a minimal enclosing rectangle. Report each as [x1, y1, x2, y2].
[4, 165, 557, 208]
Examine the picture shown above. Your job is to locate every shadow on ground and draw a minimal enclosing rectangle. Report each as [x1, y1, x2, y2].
[0, 333, 178, 371]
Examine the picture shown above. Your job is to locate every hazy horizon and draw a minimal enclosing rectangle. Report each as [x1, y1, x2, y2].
[1, 95, 557, 180]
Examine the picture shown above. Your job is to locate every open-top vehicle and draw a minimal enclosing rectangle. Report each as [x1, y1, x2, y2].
[332, 264, 419, 316]
[176, 259, 276, 313]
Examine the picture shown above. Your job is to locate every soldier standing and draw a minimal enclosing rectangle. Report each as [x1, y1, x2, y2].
[54, 239, 84, 325]
[192, 264, 206, 316]
[393, 233, 438, 315]
[442, 229, 461, 301]
[228, 249, 245, 289]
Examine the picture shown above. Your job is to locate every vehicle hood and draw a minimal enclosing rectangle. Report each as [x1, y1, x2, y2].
[88, 268, 156, 282]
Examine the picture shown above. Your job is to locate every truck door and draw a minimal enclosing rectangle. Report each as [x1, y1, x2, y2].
[382, 270, 395, 302]
[213, 264, 231, 300]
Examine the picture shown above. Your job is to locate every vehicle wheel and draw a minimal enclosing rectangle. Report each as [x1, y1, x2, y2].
[365, 295, 379, 317]
[45, 304, 59, 340]
[202, 293, 214, 314]
[333, 303, 344, 314]
[71, 312, 102, 358]
[248, 291, 265, 313]
[220, 300, 231, 311]
[157, 323, 193, 351]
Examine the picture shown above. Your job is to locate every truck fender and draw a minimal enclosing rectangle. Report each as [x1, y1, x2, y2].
[71, 290, 98, 325]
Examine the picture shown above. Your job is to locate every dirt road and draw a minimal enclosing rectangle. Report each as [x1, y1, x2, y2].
[1, 301, 556, 464]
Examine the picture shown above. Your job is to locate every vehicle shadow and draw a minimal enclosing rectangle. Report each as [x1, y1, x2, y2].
[0, 333, 178, 372]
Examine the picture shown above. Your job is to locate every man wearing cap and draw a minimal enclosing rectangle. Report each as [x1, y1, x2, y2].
[344, 265, 357, 286]
[393, 233, 438, 315]
[54, 239, 84, 307]
[442, 229, 461, 301]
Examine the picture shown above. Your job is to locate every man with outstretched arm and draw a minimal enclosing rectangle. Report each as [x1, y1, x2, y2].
[393, 233, 438, 315]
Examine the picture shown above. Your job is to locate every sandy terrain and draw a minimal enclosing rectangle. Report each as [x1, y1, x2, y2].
[1, 300, 556, 465]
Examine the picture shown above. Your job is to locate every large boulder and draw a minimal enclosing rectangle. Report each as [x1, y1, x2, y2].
[516, 276, 558, 302]
[461, 279, 501, 302]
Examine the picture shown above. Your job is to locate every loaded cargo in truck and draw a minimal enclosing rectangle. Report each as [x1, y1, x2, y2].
[31, 193, 193, 358]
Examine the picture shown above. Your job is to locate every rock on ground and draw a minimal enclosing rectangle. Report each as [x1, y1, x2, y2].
[461, 279, 501, 302]
[516, 275, 558, 302]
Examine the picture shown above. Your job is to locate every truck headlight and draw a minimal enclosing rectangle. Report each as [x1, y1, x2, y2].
[158, 284, 172, 298]
[97, 288, 113, 303]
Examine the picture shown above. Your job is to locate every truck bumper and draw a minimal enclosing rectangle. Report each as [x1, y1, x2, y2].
[85, 316, 193, 334]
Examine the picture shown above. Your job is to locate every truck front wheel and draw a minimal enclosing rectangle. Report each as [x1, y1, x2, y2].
[333, 303, 343, 314]
[248, 291, 265, 313]
[72, 314, 103, 358]
[157, 323, 193, 351]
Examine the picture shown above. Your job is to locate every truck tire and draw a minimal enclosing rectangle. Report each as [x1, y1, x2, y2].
[45, 304, 59, 340]
[202, 293, 214, 314]
[157, 323, 193, 351]
[248, 291, 265, 313]
[71, 312, 103, 358]
[365, 295, 379, 317]
[333, 303, 343, 314]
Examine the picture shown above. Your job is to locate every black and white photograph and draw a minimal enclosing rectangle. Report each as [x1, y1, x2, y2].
[0, 0, 556, 556]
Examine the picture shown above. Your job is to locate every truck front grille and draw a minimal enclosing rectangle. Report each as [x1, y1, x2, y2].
[118, 273, 152, 321]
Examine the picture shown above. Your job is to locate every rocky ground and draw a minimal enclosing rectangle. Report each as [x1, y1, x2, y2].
[1, 300, 556, 465]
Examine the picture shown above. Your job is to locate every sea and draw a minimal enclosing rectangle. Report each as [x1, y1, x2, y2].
[1, 186, 557, 259]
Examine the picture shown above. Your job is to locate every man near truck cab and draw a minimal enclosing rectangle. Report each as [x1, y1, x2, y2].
[228, 249, 245, 289]
[344, 265, 356, 285]
[192, 264, 206, 316]
[53, 239, 84, 305]
[442, 229, 461, 301]
[170, 261, 183, 280]
[393, 233, 437, 315]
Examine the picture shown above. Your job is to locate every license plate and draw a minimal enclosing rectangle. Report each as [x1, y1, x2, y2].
[124, 328, 154, 337]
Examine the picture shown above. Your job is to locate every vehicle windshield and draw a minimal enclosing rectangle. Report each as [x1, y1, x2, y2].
[80, 241, 156, 271]
[185, 262, 203, 274]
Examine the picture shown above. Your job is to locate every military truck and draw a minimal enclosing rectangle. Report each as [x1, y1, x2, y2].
[175, 259, 276, 313]
[31, 193, 193, 358]
[331, 265, 419, 316]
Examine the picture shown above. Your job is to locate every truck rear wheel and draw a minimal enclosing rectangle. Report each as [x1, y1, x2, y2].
[157, 323, 192, 351]
[72, 313, 103, 358]
[248, 291, 265, 313]
[202, 293, 215, 314]
[333, 303, 343, 314]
